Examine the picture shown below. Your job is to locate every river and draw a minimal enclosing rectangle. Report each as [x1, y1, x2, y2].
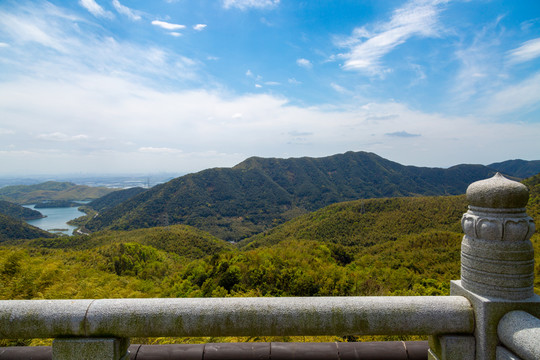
[23, 204, 87, 236]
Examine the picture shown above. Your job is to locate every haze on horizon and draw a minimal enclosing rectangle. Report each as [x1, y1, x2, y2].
[1, 0, 539, 176]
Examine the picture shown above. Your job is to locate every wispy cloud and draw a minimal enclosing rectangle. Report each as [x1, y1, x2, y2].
[330, 83, 349, 94]
[37, 132, 89, 141]
[112, 0, 141, 21]
[222, 0, 280, 10]
[450, 16, 506, 105]
[0, 3, 200, 87]
[296, 58, 312, 69]
[139, 147, 183, 154]
[0, 128, 15, 135]
[507, 38, 540, 64]
[79, 0, 113, 19]
[151, 20, 186, 31]
[337, 0, 448, 74]
[193, 24, 207, 31]
[483, 71, 540, 116]
[385, 131, 420, 138]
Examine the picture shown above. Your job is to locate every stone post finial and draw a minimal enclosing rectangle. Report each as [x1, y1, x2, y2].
[460, 173, 536, 300]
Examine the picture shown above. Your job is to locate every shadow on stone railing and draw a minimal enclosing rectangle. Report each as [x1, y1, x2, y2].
[0, 173, 538, 360]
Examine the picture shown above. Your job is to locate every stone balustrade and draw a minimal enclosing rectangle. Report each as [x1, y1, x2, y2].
[0, 173, 538, 360]
[497, 310, 540, 360]
[0, 296, 474, 339]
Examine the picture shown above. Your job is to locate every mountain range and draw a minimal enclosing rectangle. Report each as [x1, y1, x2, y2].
[83, 151, 540, 241]
[0, 181, 116, 204]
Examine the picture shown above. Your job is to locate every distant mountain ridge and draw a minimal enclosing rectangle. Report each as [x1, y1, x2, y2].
[487, 159, 540, 179]
[84, 151, 539, 241]
[0, 181, 117, 204]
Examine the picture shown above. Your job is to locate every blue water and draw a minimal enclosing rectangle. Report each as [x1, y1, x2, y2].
[24, 204, 86, 236]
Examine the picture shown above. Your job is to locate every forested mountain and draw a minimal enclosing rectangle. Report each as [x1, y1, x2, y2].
[489, 159, 540, 179]
[238, 195, 468, 250]
[0, 173, 538, 349]
[0, 200, 44, 220]
[0, 181, 117, 204]
[84, 151, 505, 241]
[0, 213, 53, 242]
[2, 179, 537, 305]
[86, 187, 147, 212]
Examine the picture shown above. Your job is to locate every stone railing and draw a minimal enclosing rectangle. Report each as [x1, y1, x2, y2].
[0, 173, 538, 360]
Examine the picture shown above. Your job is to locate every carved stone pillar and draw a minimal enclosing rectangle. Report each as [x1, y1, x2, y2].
[460, 172, 536, 300]
[449, 173, 539, 360]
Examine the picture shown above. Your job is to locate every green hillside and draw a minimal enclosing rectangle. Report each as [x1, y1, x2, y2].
[489, 159, 540, 179]
[0, 181, 117, 204]
[25, 224, 233, 260]
[0, 213, 53, 242]
[238, 195, 468, 250]
[0, 200, 44, 220]
[84, 151, 501, 241]
[3, 181, 538, 300]
[0, 176, 538, 351]
[86, 187, 147, 212]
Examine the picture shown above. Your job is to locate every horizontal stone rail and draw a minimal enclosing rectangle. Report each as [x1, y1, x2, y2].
[497, 310, 540, 360]
[0, 296, 474, 339]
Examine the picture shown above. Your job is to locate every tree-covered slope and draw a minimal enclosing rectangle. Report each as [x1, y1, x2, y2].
[488, 159, 540, 179]
[84, 151, 500, 241]
[86, 187, 147, 212]
[1, 178, 538, 312]
[0, 213, 53, 242]
[0, 181, 117, 204]
[238, 195, 468, 250]
[0, 200, 44, 220]
[25, 224, 233, 260]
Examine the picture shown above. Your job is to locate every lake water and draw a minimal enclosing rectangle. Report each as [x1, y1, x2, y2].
[24, 204, 87, 236]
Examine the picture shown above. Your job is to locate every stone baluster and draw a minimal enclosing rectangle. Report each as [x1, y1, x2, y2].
[447, 173, 539, 360]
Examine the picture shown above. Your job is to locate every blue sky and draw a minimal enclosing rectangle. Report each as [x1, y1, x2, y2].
[0, 0, 539, 175]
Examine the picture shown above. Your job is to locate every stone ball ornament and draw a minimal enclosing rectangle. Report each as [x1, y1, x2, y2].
[461, 173, 535, 242]
[466, 172, 529, 209]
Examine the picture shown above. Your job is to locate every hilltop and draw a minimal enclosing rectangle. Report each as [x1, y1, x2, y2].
[83, 151, 536, 241]
[0, 200, 44, 220]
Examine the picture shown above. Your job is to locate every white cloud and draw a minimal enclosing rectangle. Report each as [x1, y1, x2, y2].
[0, 4, 200, 85]
[193, 24, 207, 31]
[112, 0, 141, 21]
[337, 0, 448, 74]
[37, 132, 89, 141]
[139, 147, 183, 154]
[483, 71, 540, 115]
[151, 20, 186, 31]
[0, 6, 73, 53]
[0, 128, 15, 135]
[288, 78, 301, 85]
[296, 58, 312, 69]
[222, 0, 280, 10]
[79, 0, 113, 18]
[2, 73, 538, 174]
[0, 42, 9, 47]
[507, 38, 540, 64]
[330, 83, 348, 94]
